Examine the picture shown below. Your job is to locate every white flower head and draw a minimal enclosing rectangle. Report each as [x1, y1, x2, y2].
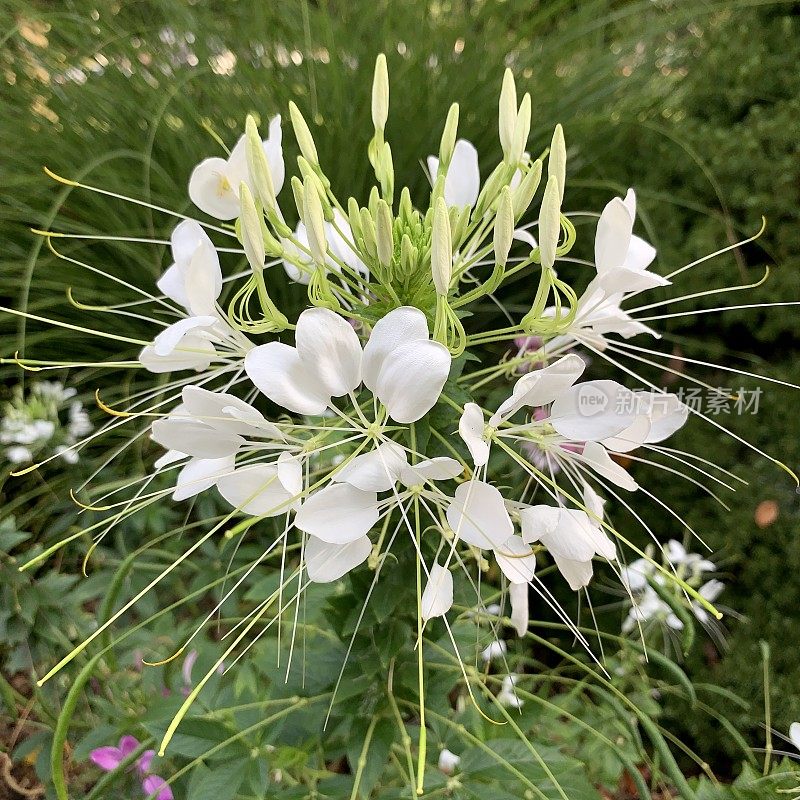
[189, 116, 284, 220]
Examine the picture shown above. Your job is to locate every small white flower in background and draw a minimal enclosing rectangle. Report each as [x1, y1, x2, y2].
[481, 639, 507, 663]
[498, 674, 524, 709]
[189, 115, 284, 220]
[438, 748, 461, 774]
[1, 381, 93, 466]
[789, 723, 800, 752]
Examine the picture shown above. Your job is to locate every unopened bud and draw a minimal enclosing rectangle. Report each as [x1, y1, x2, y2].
[439, 103, 460, 169]
[494, 187, 514, 268]
[290, 176, 305, 221]
[288, 101, 319, 166]
[498, 68, 517, 159]
[245, 115, 276, 210]
[371, 54, 389, 132]
[400, 233, 417, 277]
[298, 157, 333, 220]
[375, 199, 394, 268]
[347, 197, 363, 241]
[239, 183, 265, 273]
[359, 208, 377, 259]
[511, 93, 531, 165]
[512, 158, 542, 219]
[548, 124, 566, 203]
[303, 176, 327, 264]
[398, 187, 414, 224]
[539, 175, 561, 270]
[377, 141, 394, 201]
[431, 197, 453, 296]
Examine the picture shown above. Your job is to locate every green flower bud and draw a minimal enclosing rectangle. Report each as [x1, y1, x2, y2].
[494, 186, 514, 268]
[375, 199, 394, 268]
[431, 197, 453, 296]
[245, 114, 276, 211]
[239, 182, 265, 273]
[360, 207, 377, 260]
[347, 197, 363, 241]
[290, 176, 305, 221]
[548, 124, 566, 203]
[539, 174, 561, 269]
[400, 233, 417, 277]
[298, 157, 333, 221]
[288, 101, 319, 166]
[398, 187, 414, 225]
[439, 103, 460, 169]
[498, 68, 517, 159]
[303, 176, 327, 264]
[371, 53, 389, 132]
[512, 158, 543, 220]
[512, 93, 531, 165]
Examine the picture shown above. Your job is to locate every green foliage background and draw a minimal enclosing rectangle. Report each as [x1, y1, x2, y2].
[1, 0, 799, 795]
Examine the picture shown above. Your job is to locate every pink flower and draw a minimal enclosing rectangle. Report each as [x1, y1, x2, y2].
[512, 336, 544, 373]
[142, 775, 174, 800]
[90, 735, 140, 771]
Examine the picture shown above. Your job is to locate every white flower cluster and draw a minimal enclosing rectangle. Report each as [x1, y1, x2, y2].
[621, 540, 723, 634]
[1, 381, 92, 465]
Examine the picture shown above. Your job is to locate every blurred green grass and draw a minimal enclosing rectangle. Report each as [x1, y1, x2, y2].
[1, 0, 798, 765]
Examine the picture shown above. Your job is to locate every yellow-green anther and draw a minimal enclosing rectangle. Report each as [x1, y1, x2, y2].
[498, 68, 517, 159]
[372, 53, 389, 132]
[494, 187, 514, 268]
[303, 176, 327, 264]
[431, 197, 453, 296]
[245, 114, 276, 210]
[360, 208, 377, 259]
[375, 199, 394, 268]
[439, 103, 459, 169]
[512, 93, 531, 165]
[288, 101, 319, 166]
[239, 182, 265, 273]
[548, 123, 566, 203]
[539, 174, 561, 270]
[512, 158, 543, 219]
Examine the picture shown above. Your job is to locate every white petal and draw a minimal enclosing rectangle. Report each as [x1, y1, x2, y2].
[152, 316, 218, 357]
[151, 418, 243, 459]
[601, 414, 652, 453]
[548, 380, 637, 441]
[443, 139, 480, 207]
[421, 563, 454, 620]
[294, 308, 362, 397]
[594, 196, 633, 273]
[645, 394, 688, 443]
[622, 188, 637, 218]
[245, 342, 331, 416]
[217, 463, 294, 516]
[156, 263, 189, 309]
[327, 209, 369, 277]
[790, 723, 800, 753]
[596, 266, 668, 295]
[489, 354, 585, 427]
[426, 155, 440, 183]
[263, 114, 285, 194]
[624, 234, 656, 271]
[154, 449, 186, 470]
[519, 504, 561, 545]
[173, 455, 235, 501]
[188, 156, 239, 220]
[139, 336, 216, 373]
[459, 403, 490, 467]
[399, 457, 463, 488]
[513, 228, 538, 249]
[578, 441, 638, 491]
[445, 480, 513, 549]
[181, 386, 275, 437]
[509, 582, 529, 637]
[305, 535, 371, 583]
[582, 482, 605, 522]
[526, 508, 600, 562]
[362, 306, 430, 392]
[494, 535, 536, 584]
[282, 222, 314, 284]
[294, 483, 379, 544]
[552, 554, 594, 591]
[277, 452, 303, 499]
[374, 339, 451, 423]
[333, 442, 407, 492]
[183, 239, 223, 316]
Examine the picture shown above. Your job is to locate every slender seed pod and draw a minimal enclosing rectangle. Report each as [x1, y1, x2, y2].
[239, 183, 265, 273]
[548, 124, 566, 203]
[245, 115, 276, 210]
[431, 197, 453, 296]
[498, 68, 517, 159]
[288, 101, 319, 166]
[494, 187, 514, 268]
[539, 175, 561, 270]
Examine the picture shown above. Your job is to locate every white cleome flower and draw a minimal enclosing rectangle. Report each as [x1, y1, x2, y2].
[189, 115, 284, 220]
[427, 138, 480, 208]
[245, 306, 451, 423]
